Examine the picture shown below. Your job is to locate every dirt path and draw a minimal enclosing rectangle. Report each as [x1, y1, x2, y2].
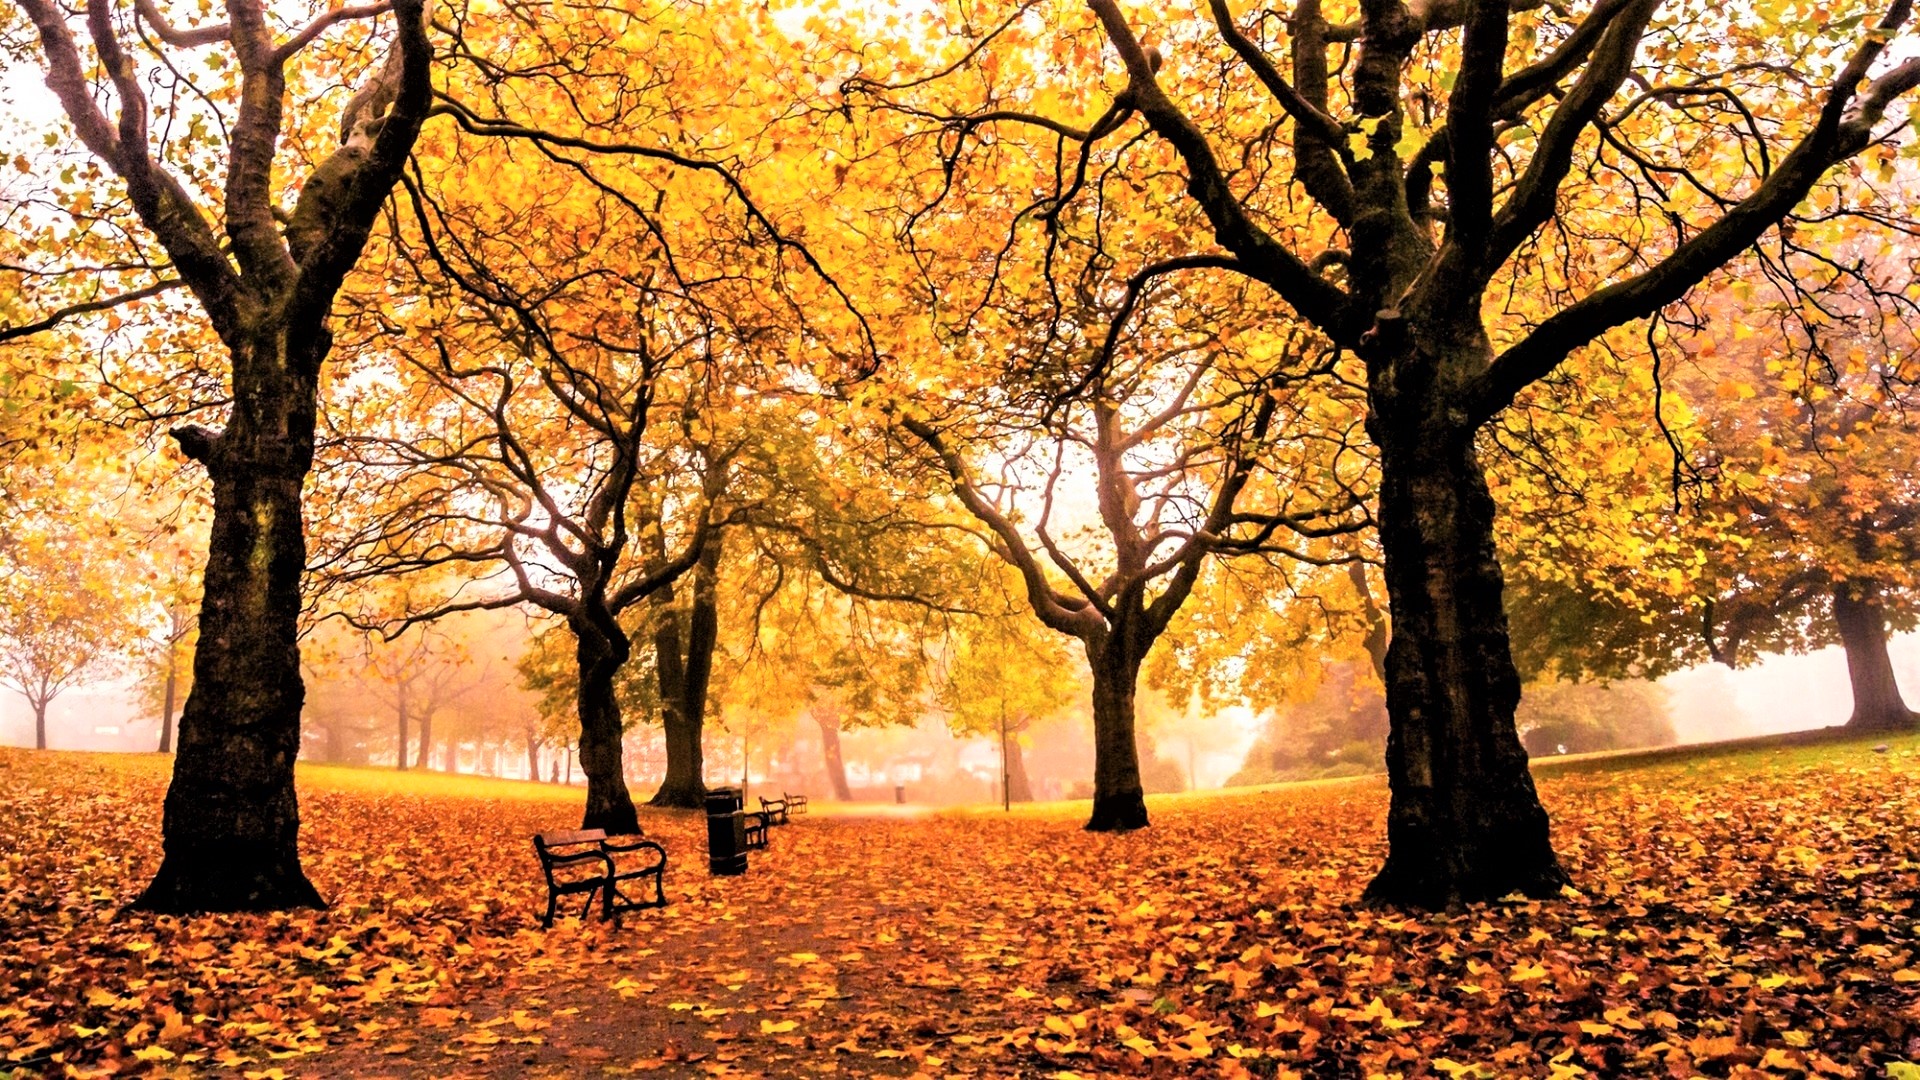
[301, 811, 1143, 1079]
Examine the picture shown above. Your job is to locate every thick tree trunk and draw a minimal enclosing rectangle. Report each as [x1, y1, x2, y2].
[816, 711, 853, 800]
[648, 536, 720, 809]
[1006, 733, 1034, 803]
[1085, 636, 1148, 831]
[160, 650, 177, 753]
[574, 619, 640, 832]
[134, 342, 325, 912]
[1362, 415, 1566, 908]
[33, 701, 47, 751]
[1833, 580, 1917, 732]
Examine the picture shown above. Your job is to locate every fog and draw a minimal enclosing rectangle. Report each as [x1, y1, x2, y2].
[11, 634, 1915, 802]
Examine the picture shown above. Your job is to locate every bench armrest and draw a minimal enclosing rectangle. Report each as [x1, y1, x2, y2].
[601, 837, 667, 871]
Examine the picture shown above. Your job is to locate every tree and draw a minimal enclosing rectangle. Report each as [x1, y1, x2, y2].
[900, 311, 1367, 829]
[1515, 680, 1675, 756]
[5, 0, 433, 910]
[861, 0, 1920, 903]
[1500, 271, 1920, 734]
[0, 534, 130, 748]
[938, 616, 1079, 805]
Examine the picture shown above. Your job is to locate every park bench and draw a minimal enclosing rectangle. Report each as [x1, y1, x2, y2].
[759, 794, 791, 826]
[532, 828, 667, 928]
[784, 791, 809, 816]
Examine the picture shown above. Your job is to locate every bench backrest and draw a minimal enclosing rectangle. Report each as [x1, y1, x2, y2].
[535, 828, 607, 851]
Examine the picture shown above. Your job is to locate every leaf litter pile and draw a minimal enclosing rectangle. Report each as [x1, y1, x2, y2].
[3, 738, 1919, 1078]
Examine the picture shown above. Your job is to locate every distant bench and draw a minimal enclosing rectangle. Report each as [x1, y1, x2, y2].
[759, 792, 808, 825]
[532, 828, 666, 927]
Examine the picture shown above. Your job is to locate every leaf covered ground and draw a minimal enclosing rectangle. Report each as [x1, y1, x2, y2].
[3, 735, 1920, 1078]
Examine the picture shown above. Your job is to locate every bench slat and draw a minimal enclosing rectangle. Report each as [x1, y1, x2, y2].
[537, 828, 608, 848]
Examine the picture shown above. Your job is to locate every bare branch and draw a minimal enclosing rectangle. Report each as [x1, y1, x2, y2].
[0, 278, 182, 343]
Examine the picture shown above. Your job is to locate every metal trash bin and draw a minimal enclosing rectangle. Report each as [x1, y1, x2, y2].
[705, 786, 748, 876]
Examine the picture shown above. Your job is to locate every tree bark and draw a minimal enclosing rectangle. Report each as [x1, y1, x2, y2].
[416, 709, 433, 772]
[160, 647, 177, 753]
[1006, 732, 1034, 803]
[134, 337, 326, 912]
[648, 536, 720, 809]
[815, 711, 853, 800]
[1362, 404, 1567, 908]
[1084, 631, 1148, 831]
[395, 691, 410, 770]
[33, 701, 47, 751]
[1833, 580, 1918, 732]
[574, 617, 640, 832]
[525, 726, 541, 782]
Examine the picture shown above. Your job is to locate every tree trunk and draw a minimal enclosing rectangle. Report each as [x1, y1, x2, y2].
[1362, 412, 1566, 909]
[1833, 580, 1917, 732]
[1084, 634, 1148, 831]
[815, 711, 853, 800]
[33, 701, 47, 751]
[395, 694, 410, 770]
[574, 618, 640, 832]
[1006, 732, 1034, 803]
[648, 536, 720, 809]
[134, 343, 325, 912]
[526, 727, 541, 782]
[416, 710, 433, 772]
[160, 648, 177, 753]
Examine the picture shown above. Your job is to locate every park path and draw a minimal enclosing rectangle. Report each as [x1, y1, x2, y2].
[297, 806, 1213, 1079]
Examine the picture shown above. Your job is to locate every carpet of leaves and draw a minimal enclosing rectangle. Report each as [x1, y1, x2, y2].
[3, 737, 1920, 1078]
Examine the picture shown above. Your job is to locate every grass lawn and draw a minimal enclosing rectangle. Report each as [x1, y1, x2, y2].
[2, 731, 1918, 1077]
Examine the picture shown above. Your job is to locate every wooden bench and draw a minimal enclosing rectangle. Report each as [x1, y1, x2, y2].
[532, 828, 667, 927]
[758, 795, 790, 826]
[743, 808, 770, 849]
[784, 791, 809, 816]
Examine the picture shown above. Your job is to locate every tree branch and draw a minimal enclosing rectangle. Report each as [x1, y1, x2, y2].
[1087, 0, 1353, 341]
[0, 278, 182, 342]
[1470, 10, 1920, 424]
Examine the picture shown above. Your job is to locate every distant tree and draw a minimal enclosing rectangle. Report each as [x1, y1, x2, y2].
[1231, 661, 1390, 785]
[1515, 681, 1677, 756]
[0, 531, 135, 749]
[1501, 271, 1920, 733]
[938, 617, 1078, 805]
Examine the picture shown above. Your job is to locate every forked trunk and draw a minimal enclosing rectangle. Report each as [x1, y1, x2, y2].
[816, 712, 853, 800]
[1833, 580, 1917, 732]
[1006, 734, 1034, 803]
[134, 339, 325, 911]
[575, 620, 640, 832]
[1085, 636, 1147, 831]
[1362, 415, 1566, 908]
